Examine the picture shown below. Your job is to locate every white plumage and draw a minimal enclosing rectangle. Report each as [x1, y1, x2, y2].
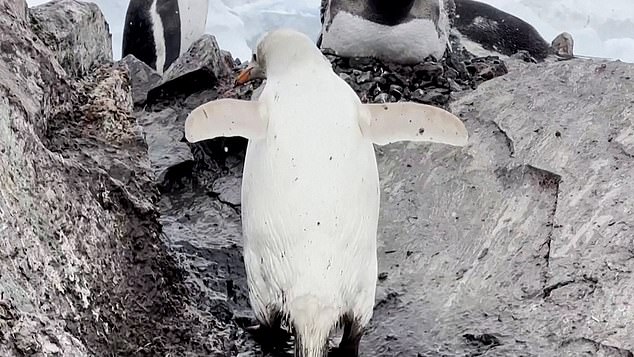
[177, 0, 209, 54]
[320, 0, 452, 63]
[322, 12, 447, 63]
[185, 29, 468, 356]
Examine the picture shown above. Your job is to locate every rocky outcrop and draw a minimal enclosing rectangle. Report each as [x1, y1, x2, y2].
[29, 0, 113, 78]
[0, 1, 245, 356]
[147, 35, 234, 103]
[363, 59, 634, 356]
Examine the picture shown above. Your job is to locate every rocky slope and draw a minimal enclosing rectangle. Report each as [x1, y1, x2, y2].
[1, 0, 632, 356]
[0, 0, 248, 356]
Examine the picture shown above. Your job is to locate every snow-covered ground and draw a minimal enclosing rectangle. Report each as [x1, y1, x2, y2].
[26, 0, 634, 63]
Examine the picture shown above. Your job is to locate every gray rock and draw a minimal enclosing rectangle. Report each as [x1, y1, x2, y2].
[338, 72, 352, 82]
[29, 0, 112, 78]
[389, 84, 403, 99]
[411, 88, 426, 102]
[552, 32, 575, 59]
[136, 107, 194, 179]
[120, 54, 162, 105]
[374, 92, 390, 103]
[1, 1, 248, 356]
[511, 49, 538, 63]
[356, 71, 373, 84]
[361, 58, 634, 356]
[148, 34, 233, 103]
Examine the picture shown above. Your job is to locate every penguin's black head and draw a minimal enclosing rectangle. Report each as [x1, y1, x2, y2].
[367, 0, 416, 25]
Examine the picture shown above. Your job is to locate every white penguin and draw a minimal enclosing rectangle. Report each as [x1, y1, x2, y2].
[122, 0, 209, 74]
[185, 29, 468, 356]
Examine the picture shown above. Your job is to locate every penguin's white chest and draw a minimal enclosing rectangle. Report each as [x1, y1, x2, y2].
[322, 11, 448, 63]
[176, 0, 209, 54]
[240, 80, 379, 318]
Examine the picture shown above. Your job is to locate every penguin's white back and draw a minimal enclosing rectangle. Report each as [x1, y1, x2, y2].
[241, 66, 380, 322]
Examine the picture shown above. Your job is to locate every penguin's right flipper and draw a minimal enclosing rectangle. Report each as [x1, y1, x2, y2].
[359, 102, 468, 147]
[185, 98, 267, 143]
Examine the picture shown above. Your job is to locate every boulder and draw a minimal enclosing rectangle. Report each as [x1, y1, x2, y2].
[1, 1, 247, 356]
[120, 54, 162, 105]
[363, 59, 634, 355]
[147, 35, 234, 103]
[552, 32, 575, 59]
[29, 0, 113, 78]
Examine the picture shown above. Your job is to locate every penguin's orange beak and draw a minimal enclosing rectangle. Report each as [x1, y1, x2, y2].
[236, 66, 254, 85]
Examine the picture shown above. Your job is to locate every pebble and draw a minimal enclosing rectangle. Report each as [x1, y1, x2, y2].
[374, 93, 390, 103]
[356, 71, 372, 84]
[412, 89, 426, 103]
[325, 48, 507, 108]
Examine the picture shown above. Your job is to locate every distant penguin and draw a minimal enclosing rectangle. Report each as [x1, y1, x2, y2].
[319, 0, 453, 64]
[122, 0, 209, 74]
[185, 28, 468, 357]
[453, 0, 551, 60]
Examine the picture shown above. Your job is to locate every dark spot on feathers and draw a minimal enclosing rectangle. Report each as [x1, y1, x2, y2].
[418, 128, 425, 134]
[317, 221, 321, 226]
[555, 131, 561, 137]
[329, 156, 333, 160]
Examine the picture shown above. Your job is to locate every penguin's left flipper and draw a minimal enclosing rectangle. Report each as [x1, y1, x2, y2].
[360, 102, 468, 147]
[185, 98, 267, 143]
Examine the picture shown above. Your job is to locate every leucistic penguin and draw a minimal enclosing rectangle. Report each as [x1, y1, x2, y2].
[185, 29, 468, 356]
[122, 0, 209, 74]
[318, 0, 453, 64]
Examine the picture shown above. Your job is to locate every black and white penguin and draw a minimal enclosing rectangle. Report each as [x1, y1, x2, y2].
[452, 0, 551, 60]
[122, 0, 209, 74]
[318, 0, 453, 64]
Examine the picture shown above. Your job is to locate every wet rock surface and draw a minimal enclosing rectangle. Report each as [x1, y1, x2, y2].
[367, 58, 634, 356]
[1, 1, 248, 356]
[325, 48, 508, 107]
[3, 1, 633, 356]
[29, 0, 113, 78]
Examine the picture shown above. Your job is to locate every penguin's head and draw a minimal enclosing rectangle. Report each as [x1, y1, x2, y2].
[236, 52, 266, 85]
[236, 28, 329, 84]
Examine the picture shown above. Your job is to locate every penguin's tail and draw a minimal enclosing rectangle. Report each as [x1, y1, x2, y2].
[288, 294, 339, 357]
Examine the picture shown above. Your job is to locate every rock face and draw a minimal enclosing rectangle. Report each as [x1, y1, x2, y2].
[0, 1, 246, 356]
[148, 35, 234, 103]
[363, 59, 634, 356]
[29, 0, 113, 77]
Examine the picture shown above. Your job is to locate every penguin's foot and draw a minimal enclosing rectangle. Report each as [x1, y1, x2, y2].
[247, 323, 293, 353]
[329, 318, 362, 357]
